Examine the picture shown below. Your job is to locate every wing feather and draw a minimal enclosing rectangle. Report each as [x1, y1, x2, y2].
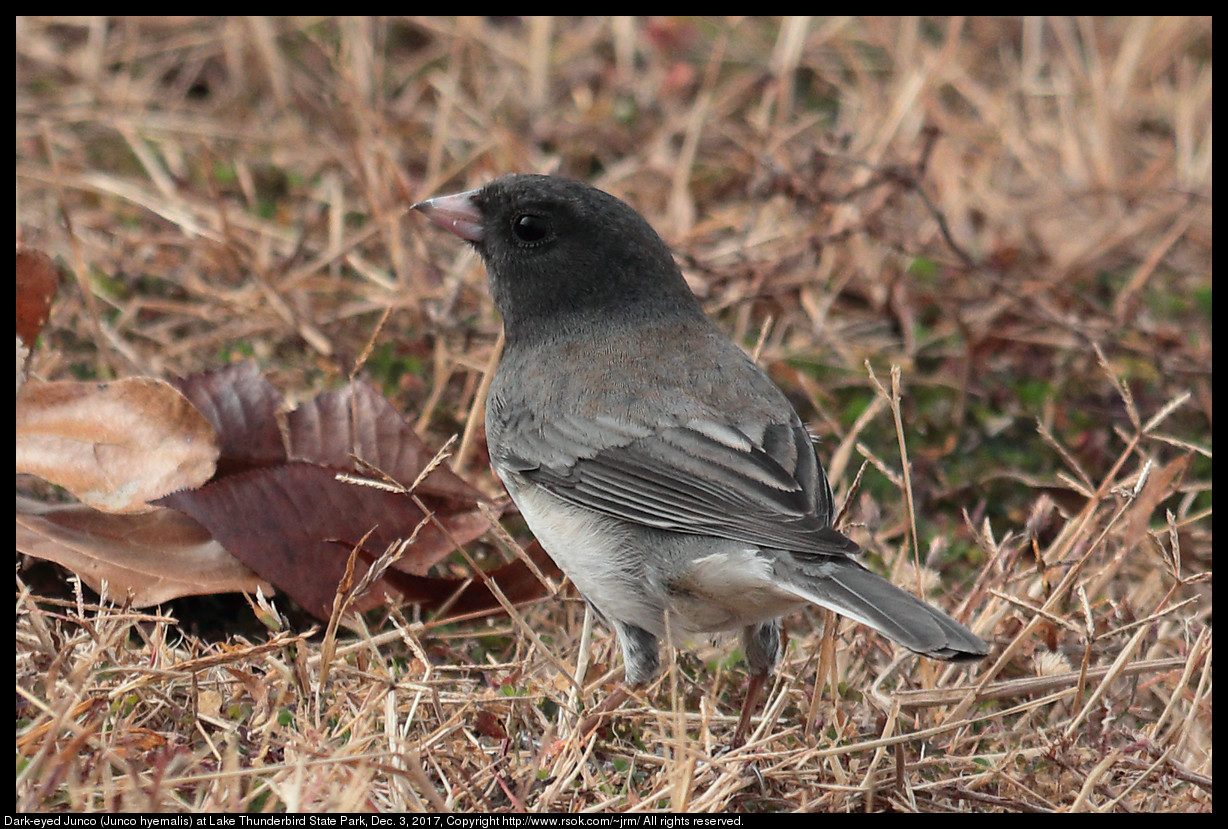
[506, 415, 859, 558]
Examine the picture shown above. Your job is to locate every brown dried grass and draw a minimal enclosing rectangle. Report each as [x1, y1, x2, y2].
[17, 17, 1211, 813]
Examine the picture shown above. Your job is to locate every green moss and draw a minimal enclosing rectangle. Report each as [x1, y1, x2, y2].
[365, 341, 426, 397]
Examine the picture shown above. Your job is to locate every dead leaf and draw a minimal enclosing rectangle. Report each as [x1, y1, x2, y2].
[169, 362, 286, 474]
[287, 380, 486, 507]
[16, 378, 220, 513]
[381, 539, 563, 618]
[15, 248, 59, 397]
[156, 367, 510, 620]
[109, 727, 168, 759]
[16, 495, 269, 606]
[1122, 455, 1191, 545]
[16, 248, 58, 349]
[474, 710, 508, 741]
[159, 462, 470, 619]
[21, 362, 552, 624]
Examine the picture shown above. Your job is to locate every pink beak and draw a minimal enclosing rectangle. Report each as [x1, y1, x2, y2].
[411, 188, 485, 243]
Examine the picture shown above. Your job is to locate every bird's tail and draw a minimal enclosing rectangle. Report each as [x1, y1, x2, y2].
[778, 557, 988, 661]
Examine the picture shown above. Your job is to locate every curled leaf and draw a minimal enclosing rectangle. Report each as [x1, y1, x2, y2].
[16, 496, 269, 606]
[16, 378, 220, 513]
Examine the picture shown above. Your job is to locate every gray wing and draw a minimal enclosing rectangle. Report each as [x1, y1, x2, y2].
[496, 411, 859, 559]
[495, 411, 989, 660]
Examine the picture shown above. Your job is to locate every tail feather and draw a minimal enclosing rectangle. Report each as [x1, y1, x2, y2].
[778, 558, 988, 661]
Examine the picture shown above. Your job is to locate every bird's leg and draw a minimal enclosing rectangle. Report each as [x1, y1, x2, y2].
[576, 622, 658, 739]
[733, 619, 783, 746]
[734, 671, 770, 747]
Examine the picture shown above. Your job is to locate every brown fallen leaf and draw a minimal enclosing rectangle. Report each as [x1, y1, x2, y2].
[15, 495, 270, 606]
[156, 365, 521, 620]
[169, 362, 286, 474]
[286, 380, 487, 508]
[159, 462, 472, 619]
[382, 539, 563, 618]
[1122, 454, 1191, 545]
[21, 361, 554, 624]
[16, 248, 59, 397]
[16, 248, 58, 350]
[474, 710, 509, 741]
[16, 378, 220, 514]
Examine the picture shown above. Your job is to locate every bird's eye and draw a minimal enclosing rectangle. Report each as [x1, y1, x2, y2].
[511, 213, 552, 245]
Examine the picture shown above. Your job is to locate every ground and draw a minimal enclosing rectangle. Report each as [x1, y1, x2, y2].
[16, 16, 1212, 813]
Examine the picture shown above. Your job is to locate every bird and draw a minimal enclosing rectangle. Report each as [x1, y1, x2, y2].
[412, 174, 988, 741]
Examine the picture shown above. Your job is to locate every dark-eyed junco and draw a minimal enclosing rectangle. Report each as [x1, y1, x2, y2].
[413, 174, 987, 738]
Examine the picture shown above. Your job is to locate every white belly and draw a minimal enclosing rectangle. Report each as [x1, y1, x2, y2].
[501, 473, 804, 639]
[505, 480, 665, 634]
